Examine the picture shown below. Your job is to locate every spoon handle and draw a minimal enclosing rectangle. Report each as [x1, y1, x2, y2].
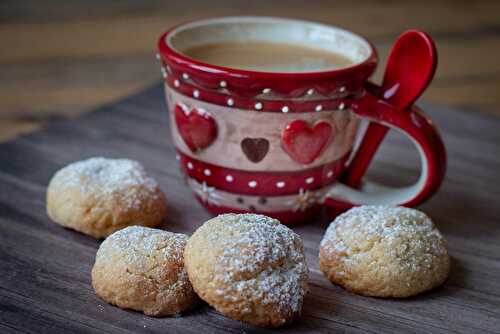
[342, 31, 437, 189]
[343, 122, 389, 188]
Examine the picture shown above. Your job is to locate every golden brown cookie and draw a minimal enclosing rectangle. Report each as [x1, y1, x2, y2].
[184, 213, 309, 328]
[46, 157, 166, 238]
[319, 205, 450, 298]
[91, 226, 198, 316]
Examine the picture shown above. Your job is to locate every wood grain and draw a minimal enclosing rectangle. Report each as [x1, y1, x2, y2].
[0, 84, 499, 333]
[1, 0, 500, 142]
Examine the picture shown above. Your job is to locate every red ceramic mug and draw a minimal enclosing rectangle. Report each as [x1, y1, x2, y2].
[157, 17, 446, 225]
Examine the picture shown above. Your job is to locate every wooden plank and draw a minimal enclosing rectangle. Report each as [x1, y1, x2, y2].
[0, 54, 157, 117]
[2, 0, 500, 38]
[425, 81, 500, 112]
[0, 84, 499, 333]
[2, 3, 500, 63]
[0, 119, 40, 143]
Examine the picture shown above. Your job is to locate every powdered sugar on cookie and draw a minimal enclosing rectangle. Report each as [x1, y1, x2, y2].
[185, 213, 309, 327]
[92, 226, 198, 316]
[47, 157, 167, 238]
[319, 205, 450, 298]
[320, 205, 447, 266]
[213, 214, 308, 314]
[98, 226, 187, 269]
[51, 157, 160, 210]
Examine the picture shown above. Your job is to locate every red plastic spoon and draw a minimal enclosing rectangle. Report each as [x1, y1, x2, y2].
[343, 30, 437, 188]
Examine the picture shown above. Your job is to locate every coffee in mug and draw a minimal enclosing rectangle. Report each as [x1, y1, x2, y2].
[183, 41, 354, 72]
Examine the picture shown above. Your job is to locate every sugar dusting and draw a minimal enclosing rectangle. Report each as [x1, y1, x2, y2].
[97, 226, 190, 290]
[100, 226, 187, 265]
[320, 205, 448, 273]
[94, 226, 195, 314]
[51, 157, 160, 210]
[208, 214, 308, 318]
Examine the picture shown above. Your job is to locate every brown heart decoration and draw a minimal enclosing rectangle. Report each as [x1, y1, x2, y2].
[241, 138, 270, 163]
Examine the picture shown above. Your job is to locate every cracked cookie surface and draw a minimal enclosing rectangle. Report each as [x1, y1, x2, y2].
[184, 213, 309, 327]
[91, 226, 198, 316]
[319, 205, 450, 298]
[47, 157, 166, 238]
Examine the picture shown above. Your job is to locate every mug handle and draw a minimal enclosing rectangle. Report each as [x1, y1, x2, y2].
[322, 83, 446, 211]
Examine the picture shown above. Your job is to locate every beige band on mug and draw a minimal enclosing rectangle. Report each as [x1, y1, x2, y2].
[166, 87, 360, 172]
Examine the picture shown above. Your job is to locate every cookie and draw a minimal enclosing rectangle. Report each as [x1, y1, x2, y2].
[47, 157, 166, 238]
[319, 205, 450, 298]
[184, 213, 309, 327]
[91, 226, 198, 316]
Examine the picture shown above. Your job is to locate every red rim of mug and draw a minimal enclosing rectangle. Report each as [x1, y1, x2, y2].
[157, 16, 378, 89]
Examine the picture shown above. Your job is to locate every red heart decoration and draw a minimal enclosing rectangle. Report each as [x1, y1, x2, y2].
[282, 120, 333, 164]
[175, 104, 217, 152]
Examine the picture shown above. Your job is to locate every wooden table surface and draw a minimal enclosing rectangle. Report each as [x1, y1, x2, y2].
[1, 0, 500, 142]
[1, 84, 499, 333]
